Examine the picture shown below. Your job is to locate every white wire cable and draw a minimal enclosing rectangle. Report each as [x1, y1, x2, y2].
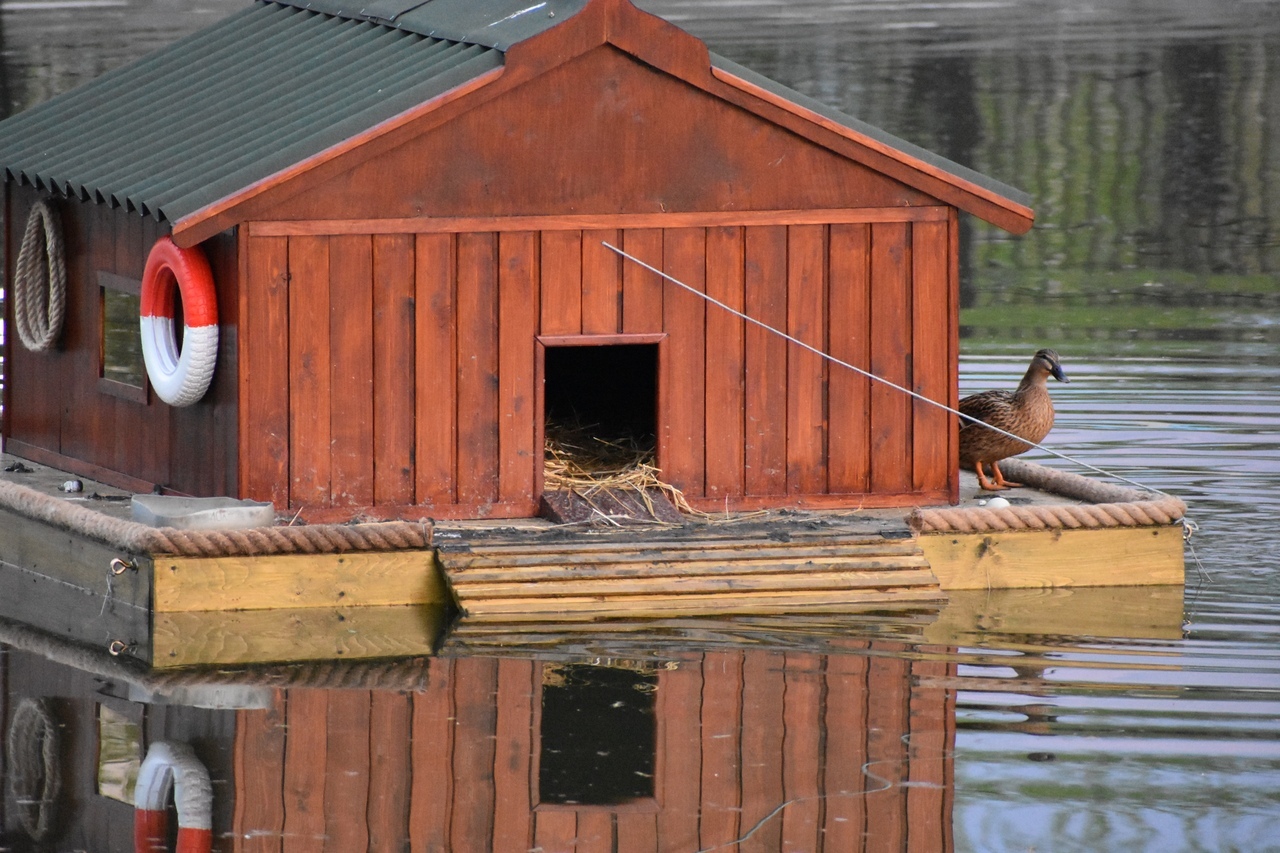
[602, 241, 1169, 496]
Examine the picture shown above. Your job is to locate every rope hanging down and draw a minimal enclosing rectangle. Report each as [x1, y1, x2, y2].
[14, 199, 68, 352]
[602, 241, 1169, 497]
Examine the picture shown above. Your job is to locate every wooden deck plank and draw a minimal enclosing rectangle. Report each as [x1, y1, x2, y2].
[456, 588, 946, 620]
[446, 560, 933, 587]
[442, 543, 926, 568]
[450, 569, 940, 601]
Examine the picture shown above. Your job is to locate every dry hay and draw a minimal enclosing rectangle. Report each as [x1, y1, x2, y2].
[543, 421, 695, 522]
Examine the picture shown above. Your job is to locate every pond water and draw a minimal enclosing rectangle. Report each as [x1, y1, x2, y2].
[2, 1, 1280, 851]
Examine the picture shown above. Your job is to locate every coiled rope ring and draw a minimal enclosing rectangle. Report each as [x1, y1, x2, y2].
[13, 198, 67, 352]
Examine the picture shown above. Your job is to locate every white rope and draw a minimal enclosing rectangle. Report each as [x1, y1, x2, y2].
[13, 198, 67, 352]
[602, 241, 1171, 497]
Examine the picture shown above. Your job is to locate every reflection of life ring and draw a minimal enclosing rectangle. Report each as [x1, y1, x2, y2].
[6, 697, 62, 841]
[134, 741, 213, 853]
[140, 236, 218, 406]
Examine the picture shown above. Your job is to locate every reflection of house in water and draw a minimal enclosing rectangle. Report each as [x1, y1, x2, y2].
[1, 631, 956, 851]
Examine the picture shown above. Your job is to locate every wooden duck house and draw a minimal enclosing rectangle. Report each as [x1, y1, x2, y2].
[0, 0, 1034, 521]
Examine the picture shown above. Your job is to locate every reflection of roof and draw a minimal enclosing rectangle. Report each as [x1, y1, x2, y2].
[0, 0, 1030, 232]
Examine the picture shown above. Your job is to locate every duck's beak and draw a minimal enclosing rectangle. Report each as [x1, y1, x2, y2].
[1051, 363, 1069, 383]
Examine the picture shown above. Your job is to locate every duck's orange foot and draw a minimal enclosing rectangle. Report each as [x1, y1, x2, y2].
[990, 462, 1023, 489]
[974, 463, 1007, 491]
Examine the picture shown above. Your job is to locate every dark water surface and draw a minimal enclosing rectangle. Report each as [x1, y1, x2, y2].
[3, 1, 1280, 851]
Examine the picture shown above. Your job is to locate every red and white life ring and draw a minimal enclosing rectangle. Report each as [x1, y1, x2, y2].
[140, 236, 218, 406]
[134, 740, 213, 853]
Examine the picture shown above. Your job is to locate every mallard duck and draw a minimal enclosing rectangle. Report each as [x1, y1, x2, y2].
[959, 349, 1068, 491]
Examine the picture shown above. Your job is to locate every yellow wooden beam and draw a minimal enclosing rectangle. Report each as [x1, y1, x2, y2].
[924, 585, 1185, 645]
[152, 604, 449, 668]
[152, 551, 447, 612]
[920, 525, 1185, 590]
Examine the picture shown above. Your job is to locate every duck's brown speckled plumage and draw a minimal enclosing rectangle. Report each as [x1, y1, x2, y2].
[959, 349, 1068, 490]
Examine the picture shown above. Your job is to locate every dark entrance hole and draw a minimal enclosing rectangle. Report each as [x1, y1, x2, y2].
[544, 344, 657, 451]
[539, 664, 658, 806]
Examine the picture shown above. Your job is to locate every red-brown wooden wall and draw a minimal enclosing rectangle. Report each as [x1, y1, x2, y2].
[2, 183, 239, 496]
[240, 210, 956, 519]
[233, 648, 956, 852]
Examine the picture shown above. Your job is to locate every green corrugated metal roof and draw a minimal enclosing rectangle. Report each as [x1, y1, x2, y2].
[0, 0, 1029, 231]
[0, 1, 505, 223]
[273, 0, 590, 50]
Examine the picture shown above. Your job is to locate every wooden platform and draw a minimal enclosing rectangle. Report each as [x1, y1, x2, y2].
[437, 526, 945, 620]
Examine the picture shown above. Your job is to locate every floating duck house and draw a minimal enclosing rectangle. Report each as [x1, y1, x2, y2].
[1, 0, 1035, 521]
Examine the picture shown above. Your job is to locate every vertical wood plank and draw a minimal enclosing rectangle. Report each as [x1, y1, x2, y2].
[233, 695, 287, 853]
[821, 650, 870, 851]
[456, 232, 500, 509]
[863, 655, 910, 851]
[282, 689, 329, 853]
[415, 233, 457, 508]
[328, 235, 375, 507]
[323, 690, 372, 852]
[534, 811, 578, 853]
[906, 657, 953, 853]
[699, 651, 744, 850]
[659, 228, 706, 499]
[948, 210, 962, 504]
[743, 226, 788, 496]
[576, 811, 614, 852]
[739, 651, 785, 853]
[492, 659, 536, 852]
[498, 232, 539, 508]
[655, 660, 704, 852]
[616, 812, 659, 853]
[242, 236, 291, 507]
[409, 659, 455, 853]
[827, 223, 872, 495]
[868, 222, 913, 494]
[912, 220, 951, 495]
[451, 657, 499, 852]
[785, 225, 828, 497]
[288, 236, 332, 509]
[703, 226, 746, 504]
[367, 692, 413, 852]
[780, 653, 823, 852]
[620, 228, 663, 334]
[540, 230, 582, 336]
[581, 228, 622, 334]
[372, 233, 417, 506]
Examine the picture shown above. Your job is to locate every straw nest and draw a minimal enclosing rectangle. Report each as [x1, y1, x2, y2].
[543, 421, 694, 519]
